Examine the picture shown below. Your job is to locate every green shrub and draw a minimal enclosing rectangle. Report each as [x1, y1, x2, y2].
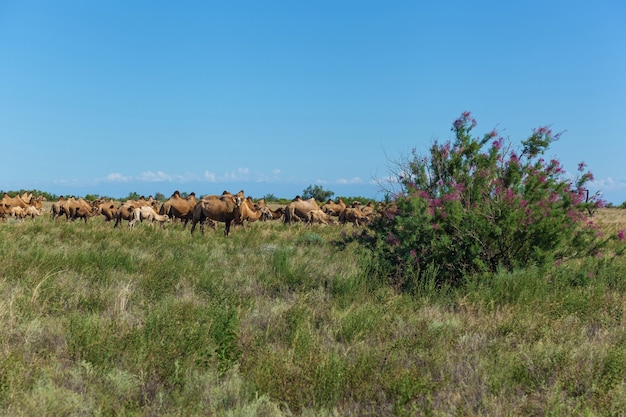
[302, 184, 334, 202]
[345, 112, 608, 288]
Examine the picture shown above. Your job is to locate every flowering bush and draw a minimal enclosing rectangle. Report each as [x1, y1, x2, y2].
[350, 112, 607, 289]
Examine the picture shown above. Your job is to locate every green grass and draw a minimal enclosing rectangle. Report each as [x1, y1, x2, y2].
[1, 214, 626, 415]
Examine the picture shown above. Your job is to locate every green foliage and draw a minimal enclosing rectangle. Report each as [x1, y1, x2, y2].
[262, 193, 278, 202]
[348, 112, 608, 287]
[302, 184, 334, 202]
[122, 191, 141, 201]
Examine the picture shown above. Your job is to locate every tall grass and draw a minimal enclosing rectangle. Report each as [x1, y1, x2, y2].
[1, 211, 626, 415]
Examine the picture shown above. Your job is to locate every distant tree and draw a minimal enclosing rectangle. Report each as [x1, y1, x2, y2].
[40, 191, 59, 201]
[154, 192, 166, 202]
[619, 202, 626, 209]
[84, 194, 100, 201]
[302, 184, 334, 202]
[123, 192, 141, 201]
[262, 193, 278, 202]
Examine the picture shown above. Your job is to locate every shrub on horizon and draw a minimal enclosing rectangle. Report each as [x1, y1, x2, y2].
[302, 184, 334, 202]
[344, 111, 611, 290]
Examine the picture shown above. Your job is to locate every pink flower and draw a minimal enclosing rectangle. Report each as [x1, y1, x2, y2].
[535, 126, 551, 135]
[386, 233, 400, 246]
[618, 230, 625, 242]
[441, 143, 451, 158]
[492, 137, 503, 150]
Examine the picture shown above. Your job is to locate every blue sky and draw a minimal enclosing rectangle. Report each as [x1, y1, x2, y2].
[1, 1, 625, 202]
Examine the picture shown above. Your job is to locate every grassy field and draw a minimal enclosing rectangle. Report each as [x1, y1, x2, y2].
[2, 208, 626, 416]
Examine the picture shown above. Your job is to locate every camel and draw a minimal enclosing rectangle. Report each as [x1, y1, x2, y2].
[24, 206, 44, 219]
[60, 196, 76, 220]
[114, 197, 159, 228]
[159, 191, 198, 227]
[20, 191, 33, 202]
[190, 193, 242, 236]
[284, 196, 319, 224]
[50, 196, 67, 220]
[359, 202, 376, 216]
[53, 196, 98, 222]
[121, 196, 159, 211]
[1, 192, 30, 208]
[114, 203, 136, 227]
[123, 195, 157, 207]
[321, 198, 346, 217]
[306, 209, 335, 225]
[30, 196, 45, 210]
[233, 196, 272, 228]
[96, 198, 118, 222]
[129, 206, 170, 228]
[72, 203, 99, 223]
[254, 198, 284, 221]
[339, 206, 370, 227]
[55, 197, 96, 221]
[70, 198, 98, 221]
[0, 202, 11, 219]
[10, 206, 26, 219]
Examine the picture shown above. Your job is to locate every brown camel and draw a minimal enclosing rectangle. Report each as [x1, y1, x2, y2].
[284, 196, 319, 224]
[190, 193, 242, 236]
[160, 191, 198, 227]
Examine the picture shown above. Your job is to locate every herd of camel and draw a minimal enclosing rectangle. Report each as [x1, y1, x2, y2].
[1, 190, 379, 236]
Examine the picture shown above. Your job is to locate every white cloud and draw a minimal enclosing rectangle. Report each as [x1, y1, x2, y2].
[106, 173, 130, 182]
[100, 168, 377, 190]
[203, 171, 217, 182]
[221, 168, 252, 181]
[337, 177, 363, 184]
[138, 171, 172, 182]
[590, 177, 626, 191]
[53, 178, 83, 185]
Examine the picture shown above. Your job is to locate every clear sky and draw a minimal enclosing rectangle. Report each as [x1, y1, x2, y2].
[1, 1, 625, 202]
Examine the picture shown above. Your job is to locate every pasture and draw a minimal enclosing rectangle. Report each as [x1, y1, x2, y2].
[2, 206, 626, 416]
